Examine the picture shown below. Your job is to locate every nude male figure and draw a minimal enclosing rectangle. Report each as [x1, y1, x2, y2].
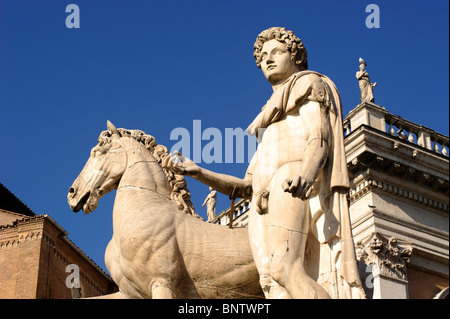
[163, 27, 363, 299]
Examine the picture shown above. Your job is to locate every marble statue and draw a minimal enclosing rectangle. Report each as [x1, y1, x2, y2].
[163, 27, 365, 299]
[202, 187, 217, 222]
[68, 121, 263, 299]
[356, 57, 377, 103]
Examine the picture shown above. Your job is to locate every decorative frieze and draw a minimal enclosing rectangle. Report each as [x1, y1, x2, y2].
[0, 231, 42, 249]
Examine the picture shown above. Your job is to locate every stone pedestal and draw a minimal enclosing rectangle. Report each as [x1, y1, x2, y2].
[345, 102, 388, 133]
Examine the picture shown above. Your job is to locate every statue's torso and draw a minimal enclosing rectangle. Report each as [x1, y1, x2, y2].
[251, 100, 318, 194]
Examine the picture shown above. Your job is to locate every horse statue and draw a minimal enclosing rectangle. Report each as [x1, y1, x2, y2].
[67, 121, 263, 299]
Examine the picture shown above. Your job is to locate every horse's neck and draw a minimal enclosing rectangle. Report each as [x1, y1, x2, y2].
[118, 140, 172, 198]
[111, 140, 175, 236]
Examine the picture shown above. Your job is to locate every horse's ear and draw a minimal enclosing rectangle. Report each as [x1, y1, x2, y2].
[107, 120, 121, 137]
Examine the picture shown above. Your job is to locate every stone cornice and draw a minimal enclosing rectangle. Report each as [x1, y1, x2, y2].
[349, 177, 449, 213]
[346, 127, 449, 205]
[352, 208, 449, 254]
[344, 102, 449, 158]
[345, 125, 449, 181]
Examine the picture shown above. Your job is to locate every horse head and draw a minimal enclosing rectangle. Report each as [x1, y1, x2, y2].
[68, 121, 197, 217]
[68, 121, 127, 214]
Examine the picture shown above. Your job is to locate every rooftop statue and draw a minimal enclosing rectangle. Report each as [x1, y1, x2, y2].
[356, 57, 377, 103]
[163, 27, 365, 299]
[202, 187, 217, 222]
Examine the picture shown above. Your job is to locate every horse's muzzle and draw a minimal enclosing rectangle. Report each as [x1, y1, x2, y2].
[67, 178, 96, 214]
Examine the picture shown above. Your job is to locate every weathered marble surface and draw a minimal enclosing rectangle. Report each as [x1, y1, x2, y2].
[68, 27, 367, 299]
[164, 27, 365, 299]
[68, 122, 263, 299]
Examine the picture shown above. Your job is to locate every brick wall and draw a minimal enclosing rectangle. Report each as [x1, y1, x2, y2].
[0, 213, 117, 299]
[0, 217, 42, 298]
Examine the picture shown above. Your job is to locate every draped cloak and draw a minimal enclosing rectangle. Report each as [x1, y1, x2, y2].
[247, 70, 366, 299]
[356, 70, 375, 103]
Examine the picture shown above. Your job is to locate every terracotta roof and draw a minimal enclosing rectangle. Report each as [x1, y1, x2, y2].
[0, 211, 43, 230]
[0, 208, 29, 218]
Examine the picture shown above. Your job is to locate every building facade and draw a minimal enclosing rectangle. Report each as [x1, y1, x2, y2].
[0, 183, 117, 299]
[213, 101, 449, 299]
[1, 100, 448, 299]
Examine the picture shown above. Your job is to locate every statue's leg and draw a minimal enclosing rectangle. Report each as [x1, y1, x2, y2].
[281, 229, 330, 299]
[248, 200, 289, 298]
[265, 164, 330, 299]
[84, 291, 127, 299]
[151, 281, 176, 299]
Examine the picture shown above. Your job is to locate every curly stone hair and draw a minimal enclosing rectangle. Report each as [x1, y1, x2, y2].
[97, 128, 199, 219]
[253, 27, 308, 71]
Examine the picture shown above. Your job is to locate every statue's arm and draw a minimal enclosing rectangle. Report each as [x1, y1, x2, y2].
[162, 153, 252, 199]
[356, 70, 368, 80]
[194, 167, 252, 199]
[299, 101, 330, 181]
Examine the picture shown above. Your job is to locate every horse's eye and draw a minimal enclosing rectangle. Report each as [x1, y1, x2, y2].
[91, 148, 100, 158]
[91, 145, 110, 158]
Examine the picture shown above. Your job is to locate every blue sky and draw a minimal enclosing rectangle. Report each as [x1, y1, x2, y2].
[0, 0, 448, 274]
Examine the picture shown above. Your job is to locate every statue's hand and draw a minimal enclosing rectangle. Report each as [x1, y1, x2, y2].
[281, 175, 313, 200]
[162, 151, 200, 177]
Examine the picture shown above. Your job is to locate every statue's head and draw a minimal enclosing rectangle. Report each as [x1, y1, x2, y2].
[359, 57, 367, 71]
[253, 27, 308, 84]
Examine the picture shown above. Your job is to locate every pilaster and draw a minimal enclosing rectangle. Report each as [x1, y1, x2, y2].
[356, 232, 412, 299]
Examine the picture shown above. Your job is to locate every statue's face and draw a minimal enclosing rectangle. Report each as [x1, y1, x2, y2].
[260, 39, 298, 85]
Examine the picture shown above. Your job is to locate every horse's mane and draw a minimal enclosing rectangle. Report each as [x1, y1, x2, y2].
[97, 128, 201, 219]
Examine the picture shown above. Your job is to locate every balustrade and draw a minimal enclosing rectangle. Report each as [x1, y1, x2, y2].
[344, 102, 449, 157]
